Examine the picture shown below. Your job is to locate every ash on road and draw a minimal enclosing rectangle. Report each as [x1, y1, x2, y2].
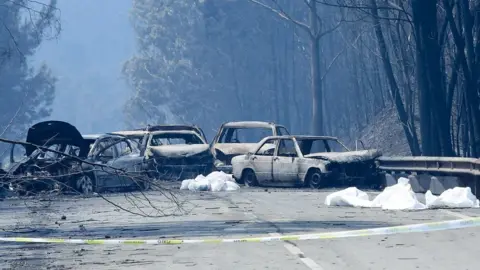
[1, 187, 479, 270]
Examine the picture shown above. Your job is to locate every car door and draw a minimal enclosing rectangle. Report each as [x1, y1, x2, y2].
[273, 139, 299, 185]
[112, 139, 145, 187]
[249, 138, 278, 183]
[91, 138, 121, 189]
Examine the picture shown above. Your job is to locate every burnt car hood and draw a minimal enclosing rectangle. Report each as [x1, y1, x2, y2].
[214, 143, 258, 155]
[25, 120, 86, 156]
[304, 149, 382, 163]
[148, 144, 210, 158]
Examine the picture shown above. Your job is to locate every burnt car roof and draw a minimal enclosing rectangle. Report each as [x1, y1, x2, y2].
[82, 134, 104, 140]
[141, 124, 207, 140]
[111, 130, 148, 137]
[25, 120, 88, 156]
[275, 135, 340, 140]
[222, 121, 282, 129]
[140, 124, 203, 132]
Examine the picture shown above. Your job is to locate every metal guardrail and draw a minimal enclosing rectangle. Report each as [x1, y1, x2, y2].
[376, 156, 480, 176]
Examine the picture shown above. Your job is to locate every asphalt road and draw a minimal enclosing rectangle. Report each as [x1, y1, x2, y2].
[1, 186, 480, 270]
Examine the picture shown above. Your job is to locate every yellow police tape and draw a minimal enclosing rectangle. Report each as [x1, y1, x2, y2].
[1, 217, 479, 245]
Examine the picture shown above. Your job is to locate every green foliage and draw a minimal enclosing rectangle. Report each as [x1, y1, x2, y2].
[123, 0, 312, 137]
[123, 0, 207, 127]
[0, 0, 59, 137]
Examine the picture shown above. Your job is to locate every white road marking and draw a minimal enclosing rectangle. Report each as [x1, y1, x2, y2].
[269, 232, 324, 270]
[238, 197, 324, 269]
[440, 209, 473, 219]
[223, 227, 247, 232]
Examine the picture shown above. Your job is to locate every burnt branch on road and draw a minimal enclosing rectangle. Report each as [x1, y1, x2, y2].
[0, 137, 187, 217]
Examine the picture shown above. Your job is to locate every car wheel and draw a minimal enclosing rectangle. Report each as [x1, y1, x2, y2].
[77, 174, 95, 195]
[307, 169, 323, 189]
[139, 176, 151, 191]
[242, 169, 258, 187]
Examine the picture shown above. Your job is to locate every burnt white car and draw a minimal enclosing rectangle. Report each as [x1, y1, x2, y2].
[231, 135, 382, 188]
[211, 121, 290, 173]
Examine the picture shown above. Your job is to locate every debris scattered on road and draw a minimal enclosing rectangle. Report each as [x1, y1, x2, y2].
[324, 187, 373, 208]
[325, 177, 480, 210]
[180, 171, 240, 192]
[369, 178, 426, 210]
[426, 187, 479, 208]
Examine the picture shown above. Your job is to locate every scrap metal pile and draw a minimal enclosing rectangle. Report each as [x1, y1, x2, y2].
[0, 120, 384, 196]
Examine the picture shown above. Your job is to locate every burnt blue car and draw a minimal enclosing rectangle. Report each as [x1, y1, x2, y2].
[76, 134, 150, 194]
[112, 126, 214, 181]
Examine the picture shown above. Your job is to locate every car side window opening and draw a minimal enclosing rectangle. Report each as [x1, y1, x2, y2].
[255, 139, 278, 156]
[116, 141, 133, 157]
[298, 139, 348, 155]
[98, 145, 115, 159]
[326, 140, 349, 152]
[37, 144, 61, 159]
[93, 139, 119, 161]
[311, 140, 329, 154]
[10, 144, 27, 163]
[277, 139, 298, 157]
[276, 126, 290, 136]
[68, 145, 80, 156]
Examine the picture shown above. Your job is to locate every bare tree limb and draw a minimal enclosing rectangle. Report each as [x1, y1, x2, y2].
[248, 0, 313, 37]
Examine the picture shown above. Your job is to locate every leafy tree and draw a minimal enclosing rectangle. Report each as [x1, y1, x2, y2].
[124, 0, 480, 157]
[0, 0, 59, 139]
[123, 0, 206, 129]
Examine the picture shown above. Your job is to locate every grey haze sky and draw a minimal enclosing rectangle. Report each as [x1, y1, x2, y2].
[32, 0, 135, 134]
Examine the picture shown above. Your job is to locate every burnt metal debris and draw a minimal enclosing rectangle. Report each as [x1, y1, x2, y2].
[230, 135, 382, 188]
[0, 120, 386, 196]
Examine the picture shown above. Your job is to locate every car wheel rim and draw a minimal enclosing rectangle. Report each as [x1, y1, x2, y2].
[79, 176, 93, 195]
[311, 173, 321, 187]
[142, 180, 151, 190]
[246, 173, 254, 185]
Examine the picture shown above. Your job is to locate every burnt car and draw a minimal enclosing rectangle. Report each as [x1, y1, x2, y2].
[211, 121, 290, 173]
[76, 133, 150, 194]
[112, 127, 214, 181]
[231, 135, 382, 188]
[5, 121, 89, 195]
[82, 134, 105, 149]
[143, 130, 214, 180]
[140, 124, 208, 142]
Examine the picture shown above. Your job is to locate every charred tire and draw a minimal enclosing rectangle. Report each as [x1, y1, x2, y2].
[306, 169, 324, 189]
[77, 174, 96, 195]
[138, 175, 151, 191]
[241, 169, 258, 187]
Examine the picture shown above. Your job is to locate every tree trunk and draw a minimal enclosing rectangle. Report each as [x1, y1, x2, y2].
[411, 0, 454, 156]
[369, 0, 421, 155]
[310, 2, 324, 135]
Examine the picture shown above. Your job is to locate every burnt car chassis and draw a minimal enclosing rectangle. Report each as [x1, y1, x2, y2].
[76, 133, 151, 194]
[231, 135, 383, 189]
[113, 128, 215, 181]
[2, 121, 152, 196]
[4, 121, 90, 195]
